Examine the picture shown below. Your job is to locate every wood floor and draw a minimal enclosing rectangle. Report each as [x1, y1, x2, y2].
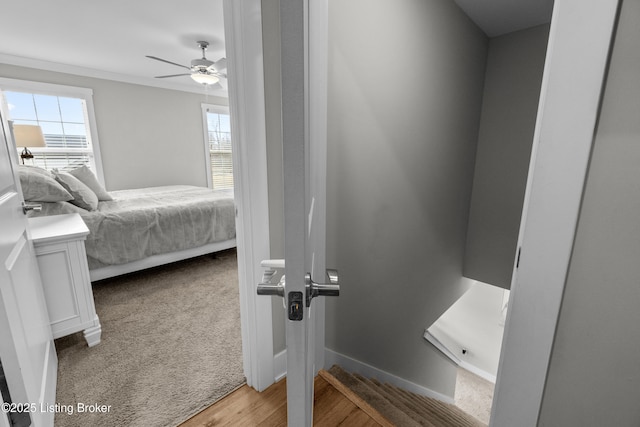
[180, 371, 387, 426]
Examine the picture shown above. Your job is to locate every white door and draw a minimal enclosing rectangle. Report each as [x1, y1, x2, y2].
[0, 116, 57, 426]
[259, 0, 333, 425]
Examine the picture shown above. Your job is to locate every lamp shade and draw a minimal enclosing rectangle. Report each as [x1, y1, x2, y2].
[13, 124, 46, 148]
[191, 73, 219, 85]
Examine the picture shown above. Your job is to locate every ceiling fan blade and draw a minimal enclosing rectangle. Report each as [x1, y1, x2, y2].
[218, 76, 228, 90]
[146, 56, 191, 70]
[154, 73, 192, 79]
[212, 57, 227, 72]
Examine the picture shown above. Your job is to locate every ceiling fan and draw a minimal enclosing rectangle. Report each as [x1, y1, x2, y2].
[146, 41, 227, 87]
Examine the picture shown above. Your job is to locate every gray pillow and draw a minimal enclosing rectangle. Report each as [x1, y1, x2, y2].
[53, 171, 99, 211]
[67, 165, 113, 201]
[18, 166, 73, 202]
[21, 165, 52, 177]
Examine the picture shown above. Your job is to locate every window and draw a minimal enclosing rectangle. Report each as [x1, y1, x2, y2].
[202, 104, 233, 190]
[0, 78, 104, 184]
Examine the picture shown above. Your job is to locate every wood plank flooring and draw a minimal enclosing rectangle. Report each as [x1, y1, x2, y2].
[180, 373, 385, 426]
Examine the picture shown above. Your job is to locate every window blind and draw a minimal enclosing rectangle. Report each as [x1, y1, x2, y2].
[210, 151, 233, 190]
[30, 151, 93, 171]
[206, 111, 233, 190]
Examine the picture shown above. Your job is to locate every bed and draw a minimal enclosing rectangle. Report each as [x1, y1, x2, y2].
[19, 165, 236, 281]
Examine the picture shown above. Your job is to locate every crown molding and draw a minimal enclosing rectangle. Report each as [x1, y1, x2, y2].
[0, 52, 228, 98]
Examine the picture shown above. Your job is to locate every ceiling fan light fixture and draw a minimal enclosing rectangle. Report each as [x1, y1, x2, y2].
[147, 41, 226, 89]
[191, 73, 219, 85]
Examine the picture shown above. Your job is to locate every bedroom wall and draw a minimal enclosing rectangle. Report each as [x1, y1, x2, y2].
[539, 2, 640, 424]
[0, 63, 227, 191]
[463, 24, 549, 289]
[324, 0, 487, 397]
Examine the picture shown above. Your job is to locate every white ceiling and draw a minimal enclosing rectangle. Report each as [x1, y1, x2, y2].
[0, 0, 227, 96]
[455, 0, 554, 37]
[0, 1, 553, 96]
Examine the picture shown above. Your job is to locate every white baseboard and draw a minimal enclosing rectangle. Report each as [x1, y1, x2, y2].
[274, 349, 287, 382]
[324, 348, 454, 404]
[274, 347, 458, 403]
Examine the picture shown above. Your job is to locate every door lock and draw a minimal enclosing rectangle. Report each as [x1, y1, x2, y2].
[288, 291, 304, 321]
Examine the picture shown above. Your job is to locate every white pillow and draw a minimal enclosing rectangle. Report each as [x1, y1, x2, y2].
[53, 171, 99, 211]
[67, 165, 113, 201]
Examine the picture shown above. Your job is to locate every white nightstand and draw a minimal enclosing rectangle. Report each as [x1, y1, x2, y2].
[29, 213, 102, 347]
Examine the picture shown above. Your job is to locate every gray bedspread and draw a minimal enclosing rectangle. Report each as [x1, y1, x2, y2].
[31, 186, 236, 269]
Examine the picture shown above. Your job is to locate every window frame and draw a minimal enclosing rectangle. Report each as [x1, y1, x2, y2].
[201, 103, 232, 190]
[0, 77, 106, 186]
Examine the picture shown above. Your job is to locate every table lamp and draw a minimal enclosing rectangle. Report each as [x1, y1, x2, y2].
[13, 124, 46, 164]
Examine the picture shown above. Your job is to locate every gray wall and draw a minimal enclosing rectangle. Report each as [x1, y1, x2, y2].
[539, 1, 640, 424]
[0, 64, 227, 190]
[324, 0, 487, 396]
[463, 24, 549, 289]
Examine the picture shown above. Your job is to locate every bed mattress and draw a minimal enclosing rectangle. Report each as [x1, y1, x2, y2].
[30, 185, 236, 269]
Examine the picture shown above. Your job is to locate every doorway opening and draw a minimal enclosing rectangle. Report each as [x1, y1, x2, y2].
[425, 280, 509, 423]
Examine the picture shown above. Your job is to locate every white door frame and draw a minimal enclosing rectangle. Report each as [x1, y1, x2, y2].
[491, 0, 620, 425]
[223, 0, 274, 392]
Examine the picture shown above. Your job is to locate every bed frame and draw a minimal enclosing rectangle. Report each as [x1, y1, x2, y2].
[89, 238, 237, 282]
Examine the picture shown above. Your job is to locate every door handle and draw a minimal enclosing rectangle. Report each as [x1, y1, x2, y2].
[257, 261, 286, 297]
[257, 265, 339, 308]
[22, 202, 42, 215]
[305, 269, 339, 307]
[257, 282, 285, 297]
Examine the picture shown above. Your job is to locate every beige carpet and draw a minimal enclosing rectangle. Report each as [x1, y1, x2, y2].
[455, 368, 494, 425]
[53, 249, 245, 427]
